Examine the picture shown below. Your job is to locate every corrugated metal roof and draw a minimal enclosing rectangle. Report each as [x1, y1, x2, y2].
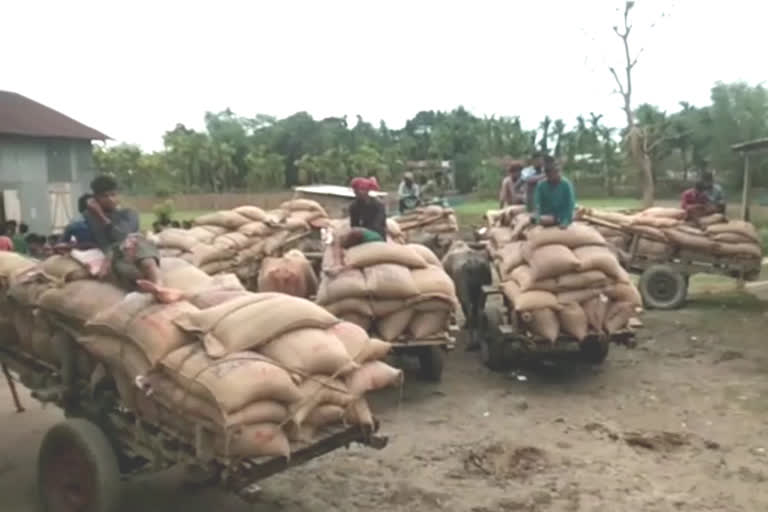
[294, 184, 388, 199]
[0, 91, 108, 140]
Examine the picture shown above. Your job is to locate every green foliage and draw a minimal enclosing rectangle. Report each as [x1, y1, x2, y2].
[152, 199, 175, 224]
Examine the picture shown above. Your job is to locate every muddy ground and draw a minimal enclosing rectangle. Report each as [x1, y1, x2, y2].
[2, 290, 768, 511]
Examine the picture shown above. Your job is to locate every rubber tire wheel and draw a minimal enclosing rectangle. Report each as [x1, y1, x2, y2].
[38, 418, 121, 512]
[480, 302, 507, 371]
[639, 264, 688, 310]
[580, 339, 610, 364]
[417, 346, 444, 382]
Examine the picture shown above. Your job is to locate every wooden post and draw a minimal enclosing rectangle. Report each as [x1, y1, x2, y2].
[741, 154, 751, 221]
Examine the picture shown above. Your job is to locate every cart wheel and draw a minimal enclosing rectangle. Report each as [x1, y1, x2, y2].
[417, 346, 444, 381]
[580, 338, 610, 364]
[37, 419, 120, 512]
[480, 301, 506, 371]
[638, 264, 688, 310]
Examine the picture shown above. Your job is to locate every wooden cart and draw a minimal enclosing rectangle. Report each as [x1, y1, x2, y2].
[0, 338, 386, 512]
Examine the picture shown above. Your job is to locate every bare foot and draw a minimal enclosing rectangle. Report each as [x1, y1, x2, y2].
[136, 280, 184, 303]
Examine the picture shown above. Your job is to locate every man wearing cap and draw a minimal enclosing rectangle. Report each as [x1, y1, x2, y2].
[349, 177, 387, 241]
[398, 172, 421, 212]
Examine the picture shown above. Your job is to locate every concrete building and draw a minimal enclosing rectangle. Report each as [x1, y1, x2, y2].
[0, 91, 108, 234]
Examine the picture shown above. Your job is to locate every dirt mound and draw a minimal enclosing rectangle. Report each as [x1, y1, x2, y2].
[464, 442, 548, 480]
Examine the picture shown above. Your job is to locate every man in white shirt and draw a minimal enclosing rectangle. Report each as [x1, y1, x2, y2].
[398, 172, 421, 212]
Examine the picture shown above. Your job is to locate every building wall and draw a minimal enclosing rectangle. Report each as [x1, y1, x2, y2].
[0, 136, 96, 234]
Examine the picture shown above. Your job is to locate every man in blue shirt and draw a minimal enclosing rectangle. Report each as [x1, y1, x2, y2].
[62, 194, 96, 248]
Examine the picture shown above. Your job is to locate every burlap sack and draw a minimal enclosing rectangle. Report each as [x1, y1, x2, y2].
[40, 255, 89, 284]
[214, 232, 253, 250]
[289, 376, 353, 427]
[528, 244, 581, 281]
[328, 322, 391, 363]
[697, 213, 725, 227]
[510, 265, 534, 290]
[234, 205, 271, 223]
[488, 227, 515, 249]
[371, 299, 407, 316]
[558, 303, 588, 341]
[636, 239, 671, 257]
[345, 361, 403, 397]
[407, 244, 441, 266]
[259, 327, 358, 376]
[604, 301, 634, 334]
[189, 244, 236, 267]
[316, 269, 367, 304]
[557, 288, 603, 305]
[263, 231, 291, 255]
[638, 207, 686, 219]
[630, 216, 681, 228]
[0, 252, 36, 280]
[157, 230, 198, 252]
[664, 228, 717, 251]
[281, 199, 327, 215]
[526, 308, 559, 342]
[582, 296, 608, 333]
[174, 293, 339, 357]
[344, 242, 427, 269]
[77, 334, 151, 378]
[38, 280, 126, 323]
[409, 310, 449, 338]
[88, 294, 198, 366]
[712, 232, 755, 244]
[376, 308, 413, 341]
[340, 312, 372, 331]
[606, 283, 643, 307]
[282, 217, 311, 232]
[501, 280, 521, 304]
[556, 270, 609, 291]
[705, 220, 759, 243]
[345, 398, 375, 427]
[573, 246, 624, 279]
[258, 251, 318, 298]
[186, 227, 217, 244]
[514, 291, 559, 311]
[410, 265, 456, 297]
[324, 298, 374, 317]
[194, 211, 249, 229]
[410, 294, 455, 312]
[218, 423, 290, 458]
[526, 224, 606, 250]
[364, 264, 419, 299]
[238, 221, 274, 237]
[200, 261, 235, 276]
[161, 345, 303, 412]
[187, 289, 253, 310]
[714, 242, 762, 259]
[387, 219, 403, 238]
[497, 241, 527, 278]
[627, 225, 667, 242]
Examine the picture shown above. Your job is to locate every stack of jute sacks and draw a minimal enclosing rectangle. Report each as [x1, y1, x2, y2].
[154, 199, 329, 282]
[577, 206, 763, 263]
[317, 241, 458, 341]
[493, 222, 642, 342]
[0, 252, 400, 459]
[394, 205, 459, 242]
[328, 217, 407, 244]
[483, 205, 531, 251]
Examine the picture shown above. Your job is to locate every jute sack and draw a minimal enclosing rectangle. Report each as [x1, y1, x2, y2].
[29, 315, 58, 365]
[714, 242, 762, 259]
[280, 199, 327, 216]
[281, 217, 311, 232]
[0, 252, 36, 280]
[77, 334, 151, 378]
[345, 361, 403, 397]
[345, 398, 375, 427]
[238, 221, 273, 237]
[194, 211, 249, 229]
[364, 264, 419, 299]
[259, 327, 358, 377]
[636, 238, 671, 257]
[509, 214, 533, 240]
[200, 261, 235, 276]
[387, 218, 403, 238]
[233, 205, 271, 223]
[488, 227, 515, 249]
[316, 269, 367, 304]
[344, 242, 427, 269]
[556, 270, 609, 291]
[376, 308, 413, 341]
[525, 308, 559, 342]
[187, 289, 253, 310]
[705, 220, 760, 243]
[218, 423, 290, 458]
[637, 207, 686, 219]
[712, 232, 755, 244]
[38, 280, 126, 323]
[175, 293, 339, 358]
[189, 244, 236, 267]
[40, 255, 89, 284]
[371, 299, 407, 316]
[497, 241, 527, 278]
[697, 213, 725, 227]
[630, 216, 680, 228]
[409, 310, 449, 338]
[186, 227, 217, 244]
[263, 231, 291, 256]
[664, 228, 717, 251]
[324, 298, 374, 317]
[258, 251, 317, 298]
[526, 224, 606, 250]
[161, 345, 303, 412]
[327, 322, 391, 363]
[88, 294, 198, 366]
[159, 249, 182, 258]
[410, 294, 455, 312]
[289, 376, 353, 427]
[501, 280, 521, 304]
[627, 225, 667, 242]
[557, 288, 603, 305]
[677, 224, 707, 236]
[605, 283, 643, 307]
[558, 303, 588, 341]
[604, 301, 634, 334]
[214, 233, 253, 250]
[410, 265, 457, 297]
[157, 230, 198, 252]
[582, 296, 608, 333]
[510, 265, 534, 291]
[340, 312, 372, 332]
[407, 244, 441, 266]
[573, 246, 624, 280]
[528, 244, 581, 282]
[514, 291, 560, 311]
[8, 277, 51, 308]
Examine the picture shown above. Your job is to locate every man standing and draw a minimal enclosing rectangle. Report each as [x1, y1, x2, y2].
[701, 172, 726, 214]
[349, 177, 387, 241]
[520, 153, 545, 213]
[84, 175, 181, 303]
[532, 157, 575, 228]
[397, 172, 421, 212]
[499, 161, 525, 208]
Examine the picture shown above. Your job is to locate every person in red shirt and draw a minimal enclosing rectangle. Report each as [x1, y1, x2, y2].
[0, 224, 14, 251]
[680, 181, 715, 219]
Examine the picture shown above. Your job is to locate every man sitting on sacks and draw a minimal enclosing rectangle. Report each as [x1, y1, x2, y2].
[681, 179, 719, 220]
[349, 177, 387, 240]
[81, 175, 182, 303]
[531, 156, 575, 229]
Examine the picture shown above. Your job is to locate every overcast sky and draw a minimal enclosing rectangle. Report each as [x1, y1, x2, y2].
[3, 0, 766, 150]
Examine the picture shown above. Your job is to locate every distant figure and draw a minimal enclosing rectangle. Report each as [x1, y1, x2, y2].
[499, 161, 525, 208]
[701, 172, 726, 214]
[14, 223, 29, 254]
[84, 175, 181, 303]
[26, 234, 46, 259]
[533, 156, 575, 228]
[680, 181, 713, 220]
[62, 194, 96, 248]
[0, 225, 14, 252]
[398, 172, 421, 212]
[349, 177, 387, 240]
[520, 153, 545, 213]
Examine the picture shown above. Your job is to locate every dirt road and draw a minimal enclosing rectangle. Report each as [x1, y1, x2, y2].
[2, 292, 768, 511]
